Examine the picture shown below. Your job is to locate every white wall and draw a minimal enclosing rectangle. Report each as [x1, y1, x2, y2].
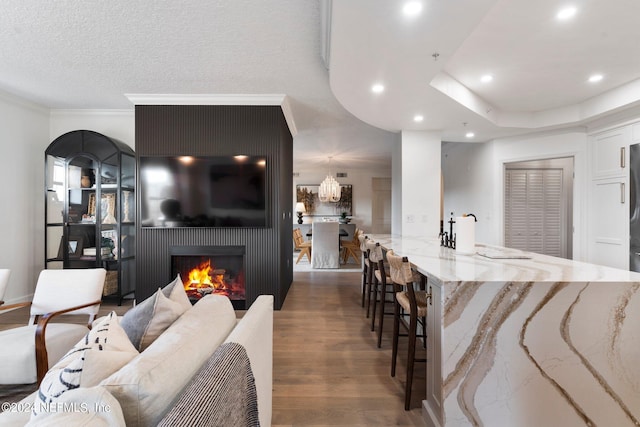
[391, 137, 403, 235]
[49, 110, 135, 147]
[442, 130, 588, 260]
[293, 167, 391, 232]
[400, 131, 441, 238]
[0, 92, 50, 303]
[0, 105, 135, 303]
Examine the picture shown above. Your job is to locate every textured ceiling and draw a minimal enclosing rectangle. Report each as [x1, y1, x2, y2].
[0, 0, 395, 170]
[3, 0, 640, 168]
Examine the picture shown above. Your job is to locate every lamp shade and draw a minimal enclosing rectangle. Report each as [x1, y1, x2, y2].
[295, 202, 306, 213]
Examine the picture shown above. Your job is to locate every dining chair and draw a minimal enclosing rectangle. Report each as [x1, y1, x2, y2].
[0, 269, 9, 306]
[311, 221, 340, 268]
[0, 268, 106, 385]
[340, 228, 362, 264]
[386, 250, 430, 410]
[293, 228, 311, 264]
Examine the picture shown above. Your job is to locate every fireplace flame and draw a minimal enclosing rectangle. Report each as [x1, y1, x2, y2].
[184, 259, 237, 300]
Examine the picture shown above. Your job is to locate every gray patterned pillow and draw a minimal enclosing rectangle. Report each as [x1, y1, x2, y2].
[120, 286, 188, 352]
[32, 312, 138, 419]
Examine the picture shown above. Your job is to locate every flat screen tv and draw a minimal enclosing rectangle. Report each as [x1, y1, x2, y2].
[140, 155, 267, 228]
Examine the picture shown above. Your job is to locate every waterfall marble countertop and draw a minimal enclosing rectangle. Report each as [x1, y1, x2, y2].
[368, 234, 640, 427]
[368, 234, 640, 283]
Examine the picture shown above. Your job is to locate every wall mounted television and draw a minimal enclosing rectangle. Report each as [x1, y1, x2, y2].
[140, 155, 268, 228]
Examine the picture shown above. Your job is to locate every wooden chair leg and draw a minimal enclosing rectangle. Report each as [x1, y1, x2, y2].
[345, 248, 359, 264]
[361, 263, 368, 308]
[377, 283, 388, 348]
[370, 275, 379, 331]
[296, 247, 310, 264]
[365, 265, 374, 318]
[405, 311, 418, 410]
[391, 298, 400, 377]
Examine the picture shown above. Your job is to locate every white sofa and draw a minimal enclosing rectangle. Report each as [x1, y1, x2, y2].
[0, 294, 273, 426]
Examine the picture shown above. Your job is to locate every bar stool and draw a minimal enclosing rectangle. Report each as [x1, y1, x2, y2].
[358, 234, 370, 308]
[387, 250, 430, 410]
[373, 251, 394, 348]
[364, 240, 379, 318]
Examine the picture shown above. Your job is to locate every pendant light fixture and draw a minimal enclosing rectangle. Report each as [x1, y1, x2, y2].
[318, 157, 341, 203]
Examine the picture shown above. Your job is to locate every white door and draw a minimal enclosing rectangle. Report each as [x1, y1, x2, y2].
[371, 177, 391, 233]
[504, 157, 573, 258]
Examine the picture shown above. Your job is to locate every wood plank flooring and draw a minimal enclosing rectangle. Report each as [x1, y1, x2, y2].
[273, 271, 426, 426]
[1, 271, 426, 425]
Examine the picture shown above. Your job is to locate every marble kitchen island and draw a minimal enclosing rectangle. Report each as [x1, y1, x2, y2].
[369, 234, 640, 427]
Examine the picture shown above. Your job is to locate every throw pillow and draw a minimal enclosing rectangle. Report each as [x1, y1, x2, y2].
[120, 288, 187, 352]
[31, 312, 138, 419]
[161, 274, 192, 312]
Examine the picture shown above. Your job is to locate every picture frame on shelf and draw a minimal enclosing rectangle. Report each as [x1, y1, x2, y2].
[59, 239, 83, 259]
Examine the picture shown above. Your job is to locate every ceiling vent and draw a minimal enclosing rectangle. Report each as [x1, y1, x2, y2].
[336, 172, 347, 178]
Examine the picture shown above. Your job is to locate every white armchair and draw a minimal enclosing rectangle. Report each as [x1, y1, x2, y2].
[0, 269, 9, 306]
[311, 221, 340, 268]
[0, 268, 106, 385]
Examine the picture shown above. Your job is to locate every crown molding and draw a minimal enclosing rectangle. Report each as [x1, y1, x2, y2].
[50, 109, 134, 116]
[0, 89, 49, 115]
[124, 93, 298, 136]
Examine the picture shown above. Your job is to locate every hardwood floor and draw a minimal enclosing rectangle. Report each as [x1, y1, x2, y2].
[273, 271, 426, 426]
[1, 271, 426, 425]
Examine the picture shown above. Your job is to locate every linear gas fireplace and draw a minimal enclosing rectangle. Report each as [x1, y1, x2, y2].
[170, 246, 246, 309]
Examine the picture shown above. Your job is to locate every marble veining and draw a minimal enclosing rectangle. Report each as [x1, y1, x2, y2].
[560, 285, 639, 426]
[368, 234, 640, 427]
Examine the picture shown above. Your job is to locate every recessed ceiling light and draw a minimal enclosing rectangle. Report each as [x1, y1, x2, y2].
[403, 1, 423, 16]
[371, 83, 385, 94]
[480, 74, 493, 83]
[556, 6, 577, 20]
[465, 132, 475, 138]
[413, 115, 424, 122]
[588, 74, 603, 83]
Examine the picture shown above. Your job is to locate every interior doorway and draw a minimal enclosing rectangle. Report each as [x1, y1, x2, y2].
[504, 157, 574, 259]
[371, 177, 391, 233]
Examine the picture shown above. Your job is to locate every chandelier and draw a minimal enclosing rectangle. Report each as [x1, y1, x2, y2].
[318, 157, 341, 203]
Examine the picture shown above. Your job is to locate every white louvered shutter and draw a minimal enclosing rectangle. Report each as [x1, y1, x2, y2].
[505, 168, 564, 257]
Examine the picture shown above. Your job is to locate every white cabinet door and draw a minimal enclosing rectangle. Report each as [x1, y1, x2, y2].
[425, 278, 443, 427]
[591, 127, 629, 179]
[590, 177, 628, 269]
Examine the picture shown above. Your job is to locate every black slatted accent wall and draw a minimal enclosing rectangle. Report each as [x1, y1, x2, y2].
[135, 105, 293, 309]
